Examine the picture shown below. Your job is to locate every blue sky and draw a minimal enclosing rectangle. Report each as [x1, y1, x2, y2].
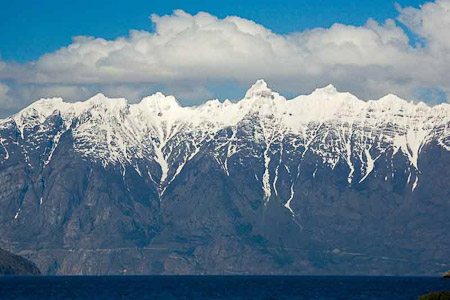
[0, 0, 425, 62]
[2, 0, 450, 117]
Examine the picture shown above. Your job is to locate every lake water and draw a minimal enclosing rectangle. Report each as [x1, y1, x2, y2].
[0, 276, 448, 300]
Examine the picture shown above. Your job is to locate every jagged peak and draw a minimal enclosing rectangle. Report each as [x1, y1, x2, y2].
[416, 101, 429, 108]
[88, 92, 107, 100]
[313, 84, 338, 95]
[203, 99, 221, 106]
[138, 92, 181, 110]
[245, 79, 273, 99]
[295, 84, 361, 107]
[4, 81, 449, 130]
[375, 94, 412, 109]
[18, 97, 64, 112]
[32, 97, 65, 106]
[12, 97, 65, 122]
[305, 84, 360, 103]
[223, 99, 233, 106]
[379, 93, 405, 102]
[84, 93, 128, 108]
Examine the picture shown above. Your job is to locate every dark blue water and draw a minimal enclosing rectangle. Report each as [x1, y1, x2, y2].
[0, 276, 448, 300]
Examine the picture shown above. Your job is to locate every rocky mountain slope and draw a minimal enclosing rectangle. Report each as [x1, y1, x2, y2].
[0, 80, 449, 275]
[0, 248, 40, 275]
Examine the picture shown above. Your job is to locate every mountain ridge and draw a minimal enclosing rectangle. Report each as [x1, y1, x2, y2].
[5, 80, 446, 124]
[0, 80, 449, 275]
[2, 80, 448, 193]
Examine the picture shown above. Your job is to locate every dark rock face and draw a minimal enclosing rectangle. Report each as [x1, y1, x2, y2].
[0, 84, 449, 275]
[0, 248, 40, 275]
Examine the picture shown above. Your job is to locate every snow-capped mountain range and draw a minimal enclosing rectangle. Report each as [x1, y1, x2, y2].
[0, 80, 449, 275]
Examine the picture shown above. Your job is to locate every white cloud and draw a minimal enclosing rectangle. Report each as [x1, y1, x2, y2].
[397, 0, 450, 50]
[0, 82, 15, 112]
[0, 83, 8, 100]
[1, 1, 450, 116]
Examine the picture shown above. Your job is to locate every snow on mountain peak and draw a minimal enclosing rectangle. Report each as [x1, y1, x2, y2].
[6, 81, 449, 132]
[305, 84, 361, 106]
[376, 93, 411, 108]
[11, 97, 66, 137]
[139, 92, 181, 111]
[84, 93, 128, 110]
[17, 97, 65, 116]
[245, 79, 273, 99]
[2, 80, 450, 195]
[313, 84, 338, 95]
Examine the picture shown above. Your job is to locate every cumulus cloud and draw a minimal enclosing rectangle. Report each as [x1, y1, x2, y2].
[1, 1, 450, 116]
[0, 83, 8, 99]
[0, 82, 15, 112]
